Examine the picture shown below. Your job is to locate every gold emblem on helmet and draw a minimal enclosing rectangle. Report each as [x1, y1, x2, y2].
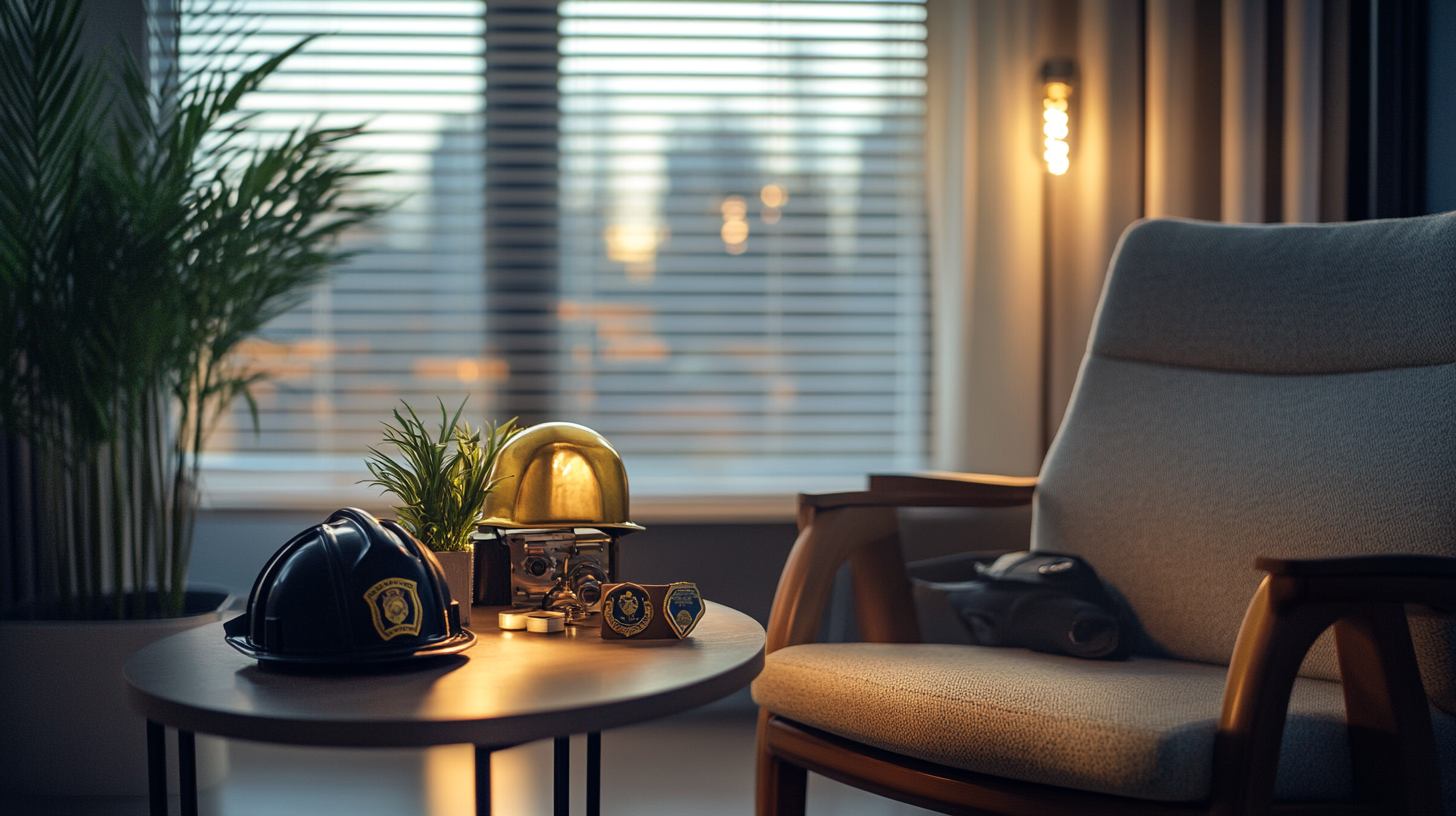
[382, 588, 409, 624]
[364, 578, 423, 640]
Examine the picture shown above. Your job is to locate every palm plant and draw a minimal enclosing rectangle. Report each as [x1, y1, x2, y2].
[364, 400, 519, 553]
[0, 0, 385, 618]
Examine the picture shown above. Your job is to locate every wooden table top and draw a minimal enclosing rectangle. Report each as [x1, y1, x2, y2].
[124, 601, 764, 748]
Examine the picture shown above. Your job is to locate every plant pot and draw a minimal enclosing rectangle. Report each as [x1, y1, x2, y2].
[0, 587, 233, 798]
[434, 550, 473, 625]
[474, 534, 512, 605]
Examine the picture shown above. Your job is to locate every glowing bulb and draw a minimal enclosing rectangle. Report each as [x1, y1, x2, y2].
[760, 184, 788, 208]
[721, 196, 747, 220]
[1041, 80, 1072, 175]
[721, 220, 749, 244]
[603, 224, 661, 264]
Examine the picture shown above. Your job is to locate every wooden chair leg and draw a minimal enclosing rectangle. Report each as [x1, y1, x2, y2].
[1334, 604, 1443, 815]
[1213, 579, 1339, 815]
[757, 709, 807, 816]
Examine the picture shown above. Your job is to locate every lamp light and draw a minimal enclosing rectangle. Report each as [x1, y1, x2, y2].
[1040, 61, 1075, 176]
[721, 195, 749, 254]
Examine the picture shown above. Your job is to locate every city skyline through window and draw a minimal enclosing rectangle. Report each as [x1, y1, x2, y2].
[178, 1, 928, 507]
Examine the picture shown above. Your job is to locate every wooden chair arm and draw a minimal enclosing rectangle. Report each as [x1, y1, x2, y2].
[801, 471, 1037, 511]
[765, 504, 910, 654]
[1210, 559, 1455, 816]
[1255, 553, 1456, 579]
[1253, 555, 1456, 610]
[766, 473, 1036, 655]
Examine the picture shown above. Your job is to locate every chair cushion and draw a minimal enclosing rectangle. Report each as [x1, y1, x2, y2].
[1034, 355, 1456, 706]
[751, 643, 1456, 803]
[1090, 215, 1456, 374]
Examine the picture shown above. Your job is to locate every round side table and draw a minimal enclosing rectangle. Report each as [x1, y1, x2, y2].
[125, 600, 765, 816]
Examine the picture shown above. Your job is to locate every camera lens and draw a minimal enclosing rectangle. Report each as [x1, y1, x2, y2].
[577, 579, 602, 605]
[523, 556, 552, 577]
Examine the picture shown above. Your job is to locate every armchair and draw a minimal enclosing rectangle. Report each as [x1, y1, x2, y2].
[753, 215, 1456, 815]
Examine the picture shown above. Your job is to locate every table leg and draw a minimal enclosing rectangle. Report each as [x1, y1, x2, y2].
[553, 736, 570, 816]
[586, 731, 601, 816]
[146, 720, 167, 816]
[475, 745, 493, 816]
[179, 729, 198, 816]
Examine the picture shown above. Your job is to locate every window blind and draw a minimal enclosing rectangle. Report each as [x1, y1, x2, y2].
[175, 1, 493, 505]
[555, 0, 929, 496]
[175, 0, 927, 507]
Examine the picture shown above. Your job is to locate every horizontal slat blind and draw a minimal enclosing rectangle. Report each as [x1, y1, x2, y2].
[174, 1, 492, 504]
[175, 0, 927, 506]
[555, 0, 928, 495]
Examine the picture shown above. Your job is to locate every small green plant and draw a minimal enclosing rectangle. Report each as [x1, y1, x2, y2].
[363, 399, 519, 552]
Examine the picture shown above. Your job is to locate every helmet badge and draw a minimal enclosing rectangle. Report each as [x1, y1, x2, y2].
[365, 578, 423, 641]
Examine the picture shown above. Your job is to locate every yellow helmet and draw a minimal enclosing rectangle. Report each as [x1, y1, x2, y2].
[480, 422, 643, 532]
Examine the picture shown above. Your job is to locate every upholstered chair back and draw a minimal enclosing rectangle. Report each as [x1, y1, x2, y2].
[1033, 214, 1456, 711]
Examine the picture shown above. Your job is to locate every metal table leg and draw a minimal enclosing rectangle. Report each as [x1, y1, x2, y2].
[475, 745, 493, 816]
[586, 731, 601, 816]
[179, 730, 199, 816]
[553, 736, 570, 816]
[147, 720, 167, 816]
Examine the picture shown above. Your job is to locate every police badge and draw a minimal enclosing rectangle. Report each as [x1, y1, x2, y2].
[664, 582, 705, 639]
[364, 577, 423, 641]
[603, 582, 653, 637]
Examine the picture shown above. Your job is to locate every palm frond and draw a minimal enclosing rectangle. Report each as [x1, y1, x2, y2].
[362, 399, 520, 553]
[1, 0, 389, 618]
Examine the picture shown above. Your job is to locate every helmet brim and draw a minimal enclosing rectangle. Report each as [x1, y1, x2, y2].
[225, 627, 476, 665]
[478, 518, 644, 532]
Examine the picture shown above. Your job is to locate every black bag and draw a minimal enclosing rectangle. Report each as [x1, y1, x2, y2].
[945, 551, 1129, 660]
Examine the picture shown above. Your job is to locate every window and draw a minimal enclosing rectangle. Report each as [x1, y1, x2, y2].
[177, 1, 929, 508]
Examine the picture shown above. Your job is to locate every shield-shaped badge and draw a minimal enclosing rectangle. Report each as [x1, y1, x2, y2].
[363, 577, 423, 641]
[664, 582, 705, 639]
[603, 582, 653, 637]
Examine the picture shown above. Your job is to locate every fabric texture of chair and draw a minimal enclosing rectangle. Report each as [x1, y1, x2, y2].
[752, 643, 1456, 803]
[1034, 216, 1456, 708]
[753, 213, 1456, 812]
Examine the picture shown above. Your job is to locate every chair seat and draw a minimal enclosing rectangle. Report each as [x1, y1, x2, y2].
[751, 642, 1456, 803]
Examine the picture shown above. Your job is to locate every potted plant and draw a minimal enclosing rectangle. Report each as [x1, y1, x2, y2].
[0, 0, 384, 798]
[363, 399, 518, 625]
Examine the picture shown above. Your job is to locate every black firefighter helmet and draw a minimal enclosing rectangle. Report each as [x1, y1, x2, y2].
[224, 508, 475, 664]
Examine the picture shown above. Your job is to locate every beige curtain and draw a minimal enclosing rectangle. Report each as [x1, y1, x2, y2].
[1147, 0, 1345, 224]
[930, 0, 1349, 471]
[926, 0, 1142, 474]
[1044, 0, 1143, 453]
[926, 0, 1048, 476]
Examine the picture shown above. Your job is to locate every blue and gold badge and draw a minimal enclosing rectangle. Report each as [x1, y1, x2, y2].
[364, 577, 423, 641]
[603, 582, 652, 637]
[664, 582, 705, 639]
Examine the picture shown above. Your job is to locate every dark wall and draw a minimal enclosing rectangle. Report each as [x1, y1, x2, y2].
[616, 524, 796, 627]
[1428, 0, 1456, 213]
[190, 507, 1034, 628]
[187, 513, 801, 625]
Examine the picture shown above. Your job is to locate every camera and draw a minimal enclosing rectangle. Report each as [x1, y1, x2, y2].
[480, 527, 617, 618]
